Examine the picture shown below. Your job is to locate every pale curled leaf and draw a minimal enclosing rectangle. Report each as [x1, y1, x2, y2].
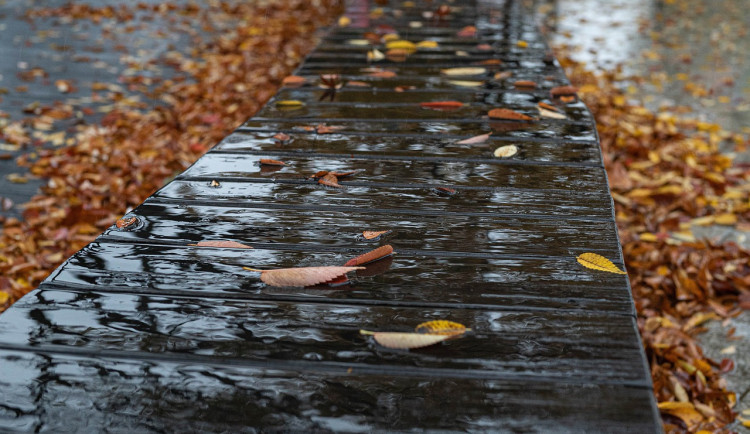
[456, 132, 491, 144]
[440, 67, 486, 76]
[254, 266, 364, 287]
[576, 252, 627, 274]
[538, 106, 566, 119]
[361, 331, 450, 349]
[493, 144, 518, 158]
[447, 80, 484, 87]
[192, 240, 253, 249]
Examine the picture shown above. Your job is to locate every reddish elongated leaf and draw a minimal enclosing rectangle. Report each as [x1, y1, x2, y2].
[420, 101, 464, 110]
[344, 245, 394, 266]
[362, 230, 391, 240]
[435, 186, 456, 195]
[330, 170, 358, 178]
[456, 132, 491, 144]
[191, 240, 253, 249]
[259, 158, 285, 166]
[310, 170, 329, 178]
[346, 80, 371, 87]
[550, 85, 578, 97]
[488, 108, 533, 120]
[537, 101, 561, 112]
[318, 172, 341, 188]
[514, 80, 537, 89]
[282, 75, 307, 86]
[246, 266, 363, 287]
[367, 70, 396, 78]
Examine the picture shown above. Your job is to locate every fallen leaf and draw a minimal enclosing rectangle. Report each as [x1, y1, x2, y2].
[245, 266, 364, 287]
[415, 320, 469, 336]
[318, 172, 341, 188]
[493, 144, 518, 158]
[346, 81, 371, 87]
[367, 49, 385, 62]
[276, 100, 305, 107]
[1, 197, 13, 211]
[0, 292, 8, 305]
[441, 67, 486, 76]
[362, 230, 391, 240]
[550, 85, 578, 98]
[456, 25, 476, 37]
[385, 40, 416, 51]
[538, 106, 567, 119]
[456, 132, 491, 144]
[344, 245, 394, 266]
[537, 101, 561, 112]
[477, 59, 502, 65]
[447, 80, 484, 87]
[259, 158, 285, 166]
[435, 186, 456, 195]
[420, 101, 464, 110]
[416, 40, 438, 48]
[514, 80, 537, 89]
[191, 240, 253, 249]
[488, 108, 533, 120]
[209, 180, 221, 187]
[360, 331, 450, 349]
[273, 132, 290, 142]
[657, 402, 704, 427]
[282, 75, 307, 86]
[576, 252, 627, 274]
[330, 170, 358, 178]
[367, 70, 396, 78]
[338, 16, 351, 27]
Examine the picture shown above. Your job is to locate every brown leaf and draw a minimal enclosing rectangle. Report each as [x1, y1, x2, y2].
[247, 266, 364, 287]
[537, 101, 561, 112]
[367, 70, 396, 78]
[513, 80, 537, 89]
[259, 158, 286, 166]
[550, 85, 578, 98]
[116, 217, 137, 229]
[420, 101, 464, 110]
[318, 172, 341, 188]
[282, 75, 306, 86]
[344, 245, 394, 266]
[362, 230, 391, 240]
[487, 108, 533, 120]
[456, 25, 477, 37]
[272, 132, 290, 142]
[456, 132, 491, 144]
[191, 240, 253, 249]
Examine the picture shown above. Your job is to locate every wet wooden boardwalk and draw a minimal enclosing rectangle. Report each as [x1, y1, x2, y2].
[0, 0, 661, 431]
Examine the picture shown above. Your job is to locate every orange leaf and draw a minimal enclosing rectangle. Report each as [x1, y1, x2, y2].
[346, 80, 371, 87]
[248, 266, 364, 287]
[488, 108, 533, 120]
[362, 230, 392, 240]
[550, 85, 578, 98]
[513, 80, 537, 89]
[456, 25, 477, 37]
[116, 217, 137, 229]
[537, 101, 561, 112]
[420, 101, 464, 110]
[330, 170, 358, 178]
[272, 132, 290, 142]
[456, 132, 491, 144]
[259, 158, 285, 166]
[191, 240, 253, 249]
[435, 186, 456, 195]
[282, 75, 306, 86]
[344, 245, 394, 266]
[318, 173, 341, 188]
[367, 70, 397, 78]
[477, 59, 502, 65]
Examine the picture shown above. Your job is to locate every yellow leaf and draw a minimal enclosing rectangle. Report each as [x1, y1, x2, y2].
[657, 402, 703, 427]
[441, 67, 486, 76]
[385, 40, 416, 52]
[493, 144, 518, 158]
[360, 331, 450, 349]
[639, 232, 659, 242]
[741, 418, 750, 428]
[0, 291, 9, 304]
[516, 40, 528, 48]
[275, 100, 304, 107]
[683, 312, 718, 330]
[338, 16, 351, 27]
[714, 213, 737, 225]
[416, 40, 438, 48]
[347, 39, 370, 46]
[367, 49, 385, 62]
[415, 320, 469, 336]
[447, 80, 484, 87]
[576, 252, 627, 274]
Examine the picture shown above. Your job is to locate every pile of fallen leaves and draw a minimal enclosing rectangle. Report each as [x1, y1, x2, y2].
[559, 52, 750, 431]
[0, 0, 342, 308]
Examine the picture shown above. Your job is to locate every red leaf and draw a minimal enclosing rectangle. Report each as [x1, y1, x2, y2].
[420, 101, 464, 110]
[487, 108, 533, 120]
[344, 245, 395, 266]
[435, 187, 457, 195]
[192, 240, 253, 249]
[367, 70, 397, 78]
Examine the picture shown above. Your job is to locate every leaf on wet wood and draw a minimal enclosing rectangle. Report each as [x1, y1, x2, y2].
[420, 101, 464, 110]
[362, 230, 392, 240]
[367, 48, 385, 62]
[456, 132, 491, 144]
[415, 320, 469, 336]
[477, 59, 502, 65]
[116, 217, 137, 229]
[360, 331, 450, 349]
[209, 180, 221, 187]
[385, 40, 416, 52]
[538, 101, 561, 112]
[493, 144, 518, 158]
[276, 100, 304, 107]
[259, 158, 286, 166]
[537, 106, 567, 119]
[367, 69, 396, 78]
[488, 108, 533, 120]
[346, 81, 371, 87]
[191, 240, 253, 249]
[456, 25, 477, 37]
[416, 40, 439, 49]
[330, 170, 358, 178]
[514, 80, 537, 89]
[550, 85, 578, 98]
[344, 245, 394, 266]
[318, 172, 342, 188]
[245, 266, 364, 287]
[440, 67, 486, 76]
[272, 132, 290, 142]
[281, 75, 306, 86]
[435, 186, 457, 196]
[447, 80, 484, 87]
[576, 252, 627, 274]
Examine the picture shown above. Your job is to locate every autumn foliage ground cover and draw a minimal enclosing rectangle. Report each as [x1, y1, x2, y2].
[559, 53, 750, 431]
[0, 0, 342, 307]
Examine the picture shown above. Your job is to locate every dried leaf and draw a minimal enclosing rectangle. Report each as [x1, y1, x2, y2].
[441, 67, 486, 76]
[259, 158, 285, 166]
[658, 402, 704, 427]
[318, 172, 341, 188]
[344, 245, 394, 266]
[367, 70, 396, 78]
[385, 40, 416, 51]
[276, 100, 305, 107]
[435, 186, 457, 195]
[537, 106, 567, 119]
[456, 25, 477, 37]
[420, 101, 464, 110]
[273, 132, 290, 142]
[282, 75, 307, 86]
[537, 101, 561, 112]
[514, 80, 537, 89]
[488, 108, 533, 120]
[550, 85, 578, 98]
[360, 331, 450, 349]
[415, 320, 469, 336]
[191, 240, 253, 249]
[576, 252, 627, 274]
[456, 132, 491, 144]
[246, 266, 364, 287]
[209, 180, 221, 187]
[367, 49, 385, 62]
[362, 230, 391, 240]
[493, 144, 518, 158]
[116, 217, 137, 229]
[416, 40, 438, 48]
[447, 80, 484, 87]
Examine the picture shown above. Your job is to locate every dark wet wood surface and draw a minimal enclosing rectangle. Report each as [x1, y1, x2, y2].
[0, 0, 660, 431]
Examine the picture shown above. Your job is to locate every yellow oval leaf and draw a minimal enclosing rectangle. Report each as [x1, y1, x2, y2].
[416, 40, 439, 48]
[385, 40, 416, 51]
[441, 67, 486, 76]
[347, 39, 371, 46]
[415, 320, 469, 336]
[447, 80, 485, 87]
[493, 144, 518, 158]
[362, 331, 450, 349]
[338, 16, 351, 27]
[275, 100, 304, 107]
[0, 291, 9, 305]
[576, 253, 627, 274]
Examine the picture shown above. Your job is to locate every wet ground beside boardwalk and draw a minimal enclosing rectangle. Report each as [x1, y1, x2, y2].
[0, 0, 661, 431]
